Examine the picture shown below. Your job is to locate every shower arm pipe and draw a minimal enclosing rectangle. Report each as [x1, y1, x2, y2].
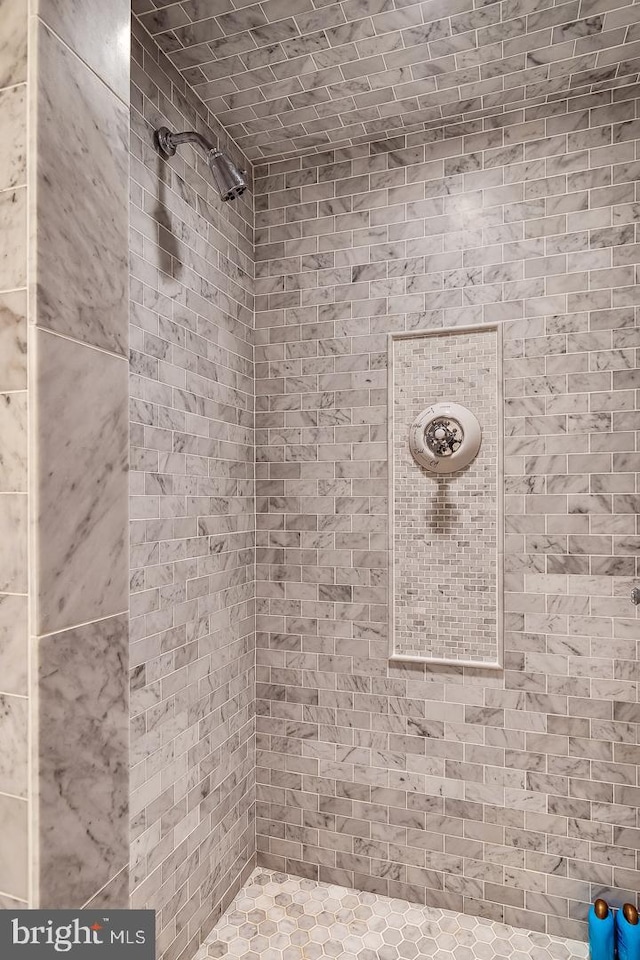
[155, 127, 219, 159]
[154, 125, 248, 201]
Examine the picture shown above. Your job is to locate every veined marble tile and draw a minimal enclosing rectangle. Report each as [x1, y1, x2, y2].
[0, 693, 28, 797]
[36, 0, 130, 103]
[0, 186, 26, 291]
[0, 891, 28, 907]
[196, 870, 588, 960]
[36, 330, 128, 634]
[0, 493, 26, 593]
[0, 793, 28, 901]
[0, 0, 27, 90]
[0, 392, 27, 492]
[0, 594, 27, 696]
[0, 291, 27, 391]
[35, 24, 128, 355]
[127, 20, 257, 949]
[39, 614, 128, 909]
[0, 84, 26, 191]
[82, 865, 129, 909]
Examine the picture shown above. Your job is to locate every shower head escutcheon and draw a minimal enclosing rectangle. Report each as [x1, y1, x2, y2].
[154, 126, 247, 202]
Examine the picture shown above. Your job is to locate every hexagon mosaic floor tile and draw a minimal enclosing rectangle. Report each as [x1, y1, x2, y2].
[195, 870, 589, 960]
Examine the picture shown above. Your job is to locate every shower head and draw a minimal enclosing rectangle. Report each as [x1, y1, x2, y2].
[154, 126, 247, 202]
[208, 150, 247, 202]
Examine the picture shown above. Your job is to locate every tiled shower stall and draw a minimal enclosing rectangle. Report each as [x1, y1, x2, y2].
[0, 1, 638, 959]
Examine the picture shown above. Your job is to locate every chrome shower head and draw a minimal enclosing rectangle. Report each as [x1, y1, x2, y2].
[154, 126, 247, 202]
[208, 150, 247, 202]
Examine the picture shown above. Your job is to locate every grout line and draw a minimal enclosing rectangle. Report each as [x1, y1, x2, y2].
[0, 888, 29, 904]
[80, 864, 128, 909]
[30, 15, 129, 108]
[0, 788, 28, 802]
[0, 79, 28, 96]
[33, 326, 129, 363]
[36, 610, 130, 640]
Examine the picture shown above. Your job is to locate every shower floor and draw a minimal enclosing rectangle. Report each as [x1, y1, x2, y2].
[195, 869, 588, 960]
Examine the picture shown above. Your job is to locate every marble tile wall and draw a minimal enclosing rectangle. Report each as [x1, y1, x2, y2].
[33, 18, 129, 359]
[29, 0, 131, 911]
[38, 615, 129, 907]
[391, 328, 500, 664]
[0, 0, 29, 909]
[129, 17, 256, 960]
[253, 87, 640, 938]
[132, 0, 640, 164]
[1, 1, 637, 947]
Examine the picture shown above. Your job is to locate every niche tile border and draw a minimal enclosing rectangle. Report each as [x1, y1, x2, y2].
[388, 323, 504, 669]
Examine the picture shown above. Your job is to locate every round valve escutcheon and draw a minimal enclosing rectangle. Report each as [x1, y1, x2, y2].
[409, 402, 482, 473]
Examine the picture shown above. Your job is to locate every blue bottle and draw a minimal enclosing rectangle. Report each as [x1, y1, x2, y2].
[616, 904, 640, 960]
[589, 900, 615, 960]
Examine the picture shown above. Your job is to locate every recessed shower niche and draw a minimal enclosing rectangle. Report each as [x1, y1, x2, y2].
[389, 324, 504, 667]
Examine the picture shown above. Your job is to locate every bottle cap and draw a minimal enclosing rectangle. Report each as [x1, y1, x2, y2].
[594, 900, 609, 919]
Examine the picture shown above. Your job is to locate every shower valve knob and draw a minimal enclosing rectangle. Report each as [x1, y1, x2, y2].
[409, 402, 482, 474]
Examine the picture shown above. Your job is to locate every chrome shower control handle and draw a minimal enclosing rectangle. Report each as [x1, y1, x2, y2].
[425, 417, 464, 457]
[409, 402, 482, 474]
[632, 587, 640, 606]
